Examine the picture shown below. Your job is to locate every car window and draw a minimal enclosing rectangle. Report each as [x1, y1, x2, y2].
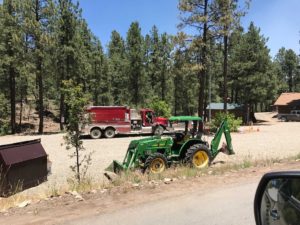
[261, 179, 300, 225]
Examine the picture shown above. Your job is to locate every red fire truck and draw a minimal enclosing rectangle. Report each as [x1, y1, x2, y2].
[82, 106, 168, 138]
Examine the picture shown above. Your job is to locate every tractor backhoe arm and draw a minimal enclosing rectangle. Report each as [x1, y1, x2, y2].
[210, 119, 234, 157]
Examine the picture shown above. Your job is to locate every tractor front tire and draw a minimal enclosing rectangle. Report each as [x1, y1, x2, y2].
[144, 153, 168, 174]
[90, 128, 102, 139]
[185, 144, 212, 169]
[104, 128, 116, 138]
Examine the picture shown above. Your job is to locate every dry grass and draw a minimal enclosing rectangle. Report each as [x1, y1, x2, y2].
[1, 154, 300, 211]
[0, 181, 36, 212]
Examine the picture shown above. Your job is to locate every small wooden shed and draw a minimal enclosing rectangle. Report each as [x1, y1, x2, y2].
[273, 93, 300, 114]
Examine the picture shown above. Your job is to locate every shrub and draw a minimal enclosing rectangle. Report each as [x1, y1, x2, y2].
[147, 98, 172, 118]
[0, 121, 9, 135]
[211, 112, 242, 132]
[0, 94, 10, 135]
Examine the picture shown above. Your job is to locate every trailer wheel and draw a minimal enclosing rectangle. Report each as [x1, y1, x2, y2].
[90, 128, 102, 139]
[144, 153, 168, 174]
[104, 128, 116, 138]
[185, 144, 212, 169]
[153, 125, 164, 136]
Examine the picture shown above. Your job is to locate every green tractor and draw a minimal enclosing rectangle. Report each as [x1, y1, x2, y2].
[106, 116, 234, 174]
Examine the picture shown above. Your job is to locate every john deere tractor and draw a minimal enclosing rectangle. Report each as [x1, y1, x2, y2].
[106, 116, 234, 174]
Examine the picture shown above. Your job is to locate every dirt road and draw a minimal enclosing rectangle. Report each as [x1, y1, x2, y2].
[64, 182, 258, 225]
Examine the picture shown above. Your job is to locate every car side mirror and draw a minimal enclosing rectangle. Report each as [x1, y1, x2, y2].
[254, 171, 300, 225]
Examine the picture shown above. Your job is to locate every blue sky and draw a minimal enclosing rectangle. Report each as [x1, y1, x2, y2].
[78, 0, 300, 58]
[0, 0, 298, 57]
[78, 0, 178, 46]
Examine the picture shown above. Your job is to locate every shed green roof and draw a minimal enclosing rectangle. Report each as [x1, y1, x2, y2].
[169, 116, 202, 121]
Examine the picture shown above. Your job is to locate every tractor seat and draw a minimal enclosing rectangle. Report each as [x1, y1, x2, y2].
[173, 132, 185, 143]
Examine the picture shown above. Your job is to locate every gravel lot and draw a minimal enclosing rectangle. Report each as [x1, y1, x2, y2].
[1, 112, 300, 194]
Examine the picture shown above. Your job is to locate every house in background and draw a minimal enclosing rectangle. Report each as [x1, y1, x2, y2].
[206, 103, 244, 120]
[273, 93, 300, 114]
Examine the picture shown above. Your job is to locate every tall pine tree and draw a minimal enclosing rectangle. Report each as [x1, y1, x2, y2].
[126, 22, 146, 106]
[0, 0, 24, 133]
[108, 30, 128, 105]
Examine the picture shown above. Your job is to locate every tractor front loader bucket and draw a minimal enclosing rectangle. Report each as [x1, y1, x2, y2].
[105, 160, 125, 174]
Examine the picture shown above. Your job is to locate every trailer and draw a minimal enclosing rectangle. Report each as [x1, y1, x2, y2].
[82, 106, 168, 138]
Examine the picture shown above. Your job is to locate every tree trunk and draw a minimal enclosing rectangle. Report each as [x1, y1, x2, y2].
[198, 0, 208, 132]
[231, 87, 234, 104]
[288, 69, 293, 92]
[174, 76, 178, 116]
[161, 67, 166, 101]
[59, 64, 65, 130]
[6, 2, 16, 134]
[19, 92, 23, 126]
[135, 70, 139, 106]
[204, 91, 208, 122]
[223, 34, 228, 112]
[198, 69, 206, 129]
[234, 88, 238, 103]
[37, 68, 44, 134]
[250, 106, 257, 123]
[60, 93, 65, 130]
[76, 144, 80, 183]
[34, 0, 44, 134]
[9, 65, 16, 134]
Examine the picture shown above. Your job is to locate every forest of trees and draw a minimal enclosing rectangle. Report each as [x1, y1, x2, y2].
[0, 0, 300, 134]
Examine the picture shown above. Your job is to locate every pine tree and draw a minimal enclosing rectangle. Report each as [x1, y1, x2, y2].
[62, 80, 91, 183]
[172, 33, 198, 115]
[23, 0, 56, 134]
[0, 0, 24, 134]
[159, 33, 173, 101]
[146, 26, 173, 102]
[126, 22, 146, 106]
[212, 0, 248, 111]
[56, 0, 83, 129]
[89, 37, 109, 105]
[275, 48, 299, 92]
[107, 30, 128, 105]
[230, 22, 275, 121]
[148, 25, 160, 91]
[178, 0, 213, 130]
[228, 27, 244, 103]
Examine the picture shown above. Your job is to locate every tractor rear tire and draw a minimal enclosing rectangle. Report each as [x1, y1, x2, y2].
[185, 144, 212, 169]
[104, 128, 116, 138]
[90, 128, 102, 139]
[144, 153, 168, 174]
